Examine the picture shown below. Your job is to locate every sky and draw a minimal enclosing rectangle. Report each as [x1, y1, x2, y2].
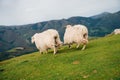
[0, 0, 120, 25]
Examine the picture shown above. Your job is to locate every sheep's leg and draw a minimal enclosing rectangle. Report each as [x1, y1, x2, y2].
[81, 45, 86, 50]
[45, 49, 48, 54]
[76, 44, 80, 48]
[53, 46, 57, 54]
[81, 39, 88, 50]
[38, 48, 42, 54]
[39, 50, 43, 54]
[68, 44, 71, 48]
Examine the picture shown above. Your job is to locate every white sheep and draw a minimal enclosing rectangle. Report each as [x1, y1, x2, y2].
[113, 29, 120, 35]
[64, 24, 88, 50]
[31, 29, 62, 54]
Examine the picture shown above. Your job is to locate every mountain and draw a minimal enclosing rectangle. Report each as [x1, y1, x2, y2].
[1, 35, 120, 79]
[0, 11, 120, 60]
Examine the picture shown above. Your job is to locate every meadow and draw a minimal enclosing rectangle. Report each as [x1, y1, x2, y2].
[0, 35, 120, 80]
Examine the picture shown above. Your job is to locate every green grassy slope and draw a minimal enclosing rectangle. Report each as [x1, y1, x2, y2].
[0, 35, 120, 80]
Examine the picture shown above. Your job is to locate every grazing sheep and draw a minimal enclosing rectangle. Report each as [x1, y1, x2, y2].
[31, 29, 62, 54]
[64, 24, 88, 50]
[113, 29, 120, 35]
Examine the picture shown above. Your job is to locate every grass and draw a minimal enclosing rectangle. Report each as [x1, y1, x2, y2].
[7, 48, 17, 53]
[0, 35, 120, 80]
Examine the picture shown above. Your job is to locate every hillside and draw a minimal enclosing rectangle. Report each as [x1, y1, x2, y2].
[0, 35, 120, 80]
[0, 11, 120, 60]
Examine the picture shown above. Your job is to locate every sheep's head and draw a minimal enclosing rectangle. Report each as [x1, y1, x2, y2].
[31, 36, 35, 43]
[31, 33, 39, 43]
[65, 25, 72, 28]
[82, 39, 88, 45]
[55, 41, 63, 49]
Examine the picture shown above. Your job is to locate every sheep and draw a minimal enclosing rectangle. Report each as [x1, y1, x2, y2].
[113, 29, 120, 35]
[64, 24, 88, 50]
[31, 29, 62, 54]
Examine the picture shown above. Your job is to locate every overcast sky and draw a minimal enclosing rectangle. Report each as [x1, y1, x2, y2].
[0, 0, 120, 25]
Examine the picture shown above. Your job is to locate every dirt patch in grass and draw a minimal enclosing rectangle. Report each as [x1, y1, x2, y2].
[72, 60, 80, 64]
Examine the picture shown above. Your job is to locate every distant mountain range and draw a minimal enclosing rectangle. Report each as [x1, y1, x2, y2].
[0, 11, 120, 60]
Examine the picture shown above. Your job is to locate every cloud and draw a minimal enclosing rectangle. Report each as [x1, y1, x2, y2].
[0, 0, 120, 25]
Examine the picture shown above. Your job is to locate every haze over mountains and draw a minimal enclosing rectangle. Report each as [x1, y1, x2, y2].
[0, 11, 120, 60]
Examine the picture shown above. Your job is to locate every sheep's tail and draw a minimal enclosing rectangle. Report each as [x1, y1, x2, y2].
[53, 36, 58, 47]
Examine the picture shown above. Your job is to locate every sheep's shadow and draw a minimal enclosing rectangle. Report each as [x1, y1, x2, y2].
[48, 44, 87, 55]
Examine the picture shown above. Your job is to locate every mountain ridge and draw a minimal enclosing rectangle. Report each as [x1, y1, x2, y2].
[90, 12, 112, 19]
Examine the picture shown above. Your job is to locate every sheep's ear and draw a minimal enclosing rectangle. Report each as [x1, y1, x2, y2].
[32, 36, 34, 39]
[35, 33, 39, 35]
[65, 25, 72, 28]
